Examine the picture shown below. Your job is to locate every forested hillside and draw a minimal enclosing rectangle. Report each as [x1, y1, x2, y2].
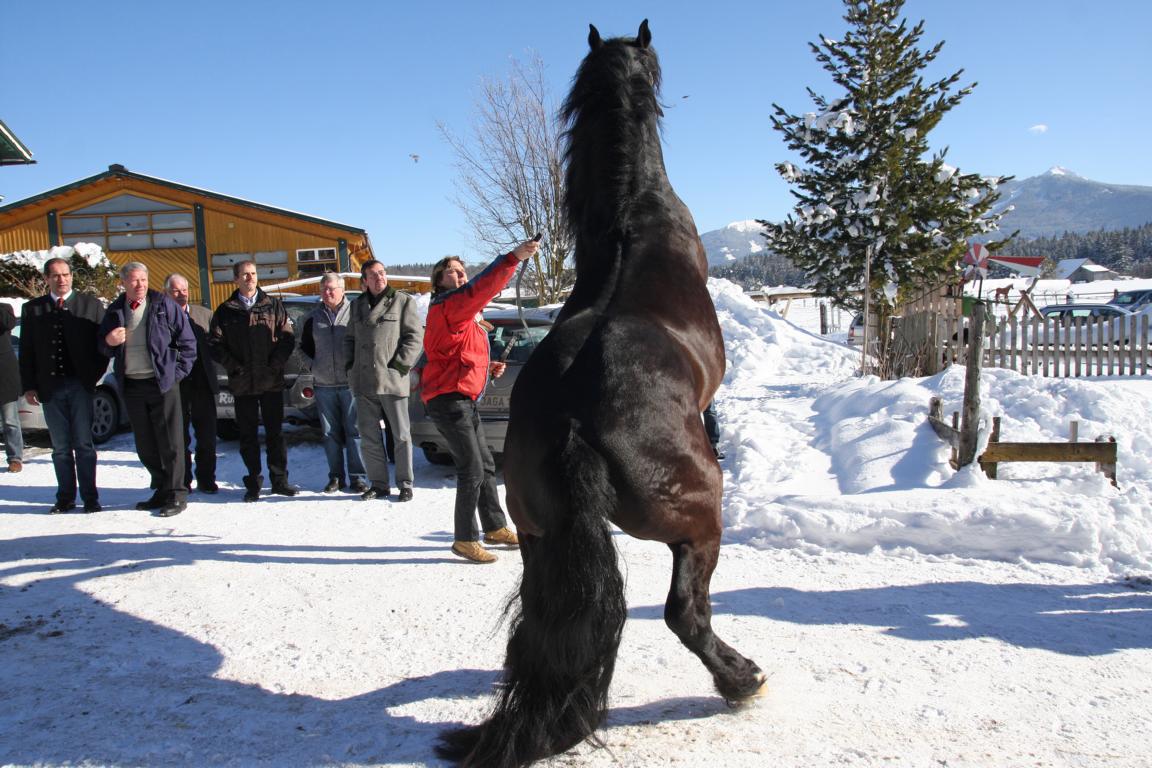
[709, 221, 1152, 289]
[998, 222, 1152, 277]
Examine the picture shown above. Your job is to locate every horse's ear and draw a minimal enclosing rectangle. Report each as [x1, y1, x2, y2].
[636, 19, 651, 48]
[588, 24, 603, 49]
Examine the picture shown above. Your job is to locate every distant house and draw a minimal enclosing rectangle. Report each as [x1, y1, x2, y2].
[0, 164, 381, 307]
[1052, 258, 1117, 283]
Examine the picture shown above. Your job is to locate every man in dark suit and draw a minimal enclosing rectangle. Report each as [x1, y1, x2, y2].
[166, 273, 220, 494]
[19, 257, 108, 513]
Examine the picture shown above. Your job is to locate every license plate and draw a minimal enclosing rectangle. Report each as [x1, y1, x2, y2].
[478, 394, 509, 413]
[217, 392, 234, 406]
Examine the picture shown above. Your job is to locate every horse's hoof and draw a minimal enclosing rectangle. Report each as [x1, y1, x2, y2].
[724, 674, 768, 709]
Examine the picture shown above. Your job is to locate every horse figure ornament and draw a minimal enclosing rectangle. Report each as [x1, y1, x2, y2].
[435, 20, 766, 767]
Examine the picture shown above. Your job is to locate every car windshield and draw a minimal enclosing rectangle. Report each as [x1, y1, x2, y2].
[489, 322, 550, 363]
[1111, 291, 1149, 307]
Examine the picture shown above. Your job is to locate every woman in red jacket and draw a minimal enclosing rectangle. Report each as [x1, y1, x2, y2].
[423, 239, 538, 563]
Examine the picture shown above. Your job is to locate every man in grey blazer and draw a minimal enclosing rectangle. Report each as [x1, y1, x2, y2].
[344, 261, 423, 501]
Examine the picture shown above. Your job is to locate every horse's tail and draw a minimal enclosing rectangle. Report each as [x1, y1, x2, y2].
[437, 426, 626, 767]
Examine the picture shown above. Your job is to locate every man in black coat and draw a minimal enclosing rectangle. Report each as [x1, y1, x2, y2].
[0, 302, 24, 473]
[209, 260, 299, 502]
[166, 273, 220, 494]
[19, 257, 108, 513]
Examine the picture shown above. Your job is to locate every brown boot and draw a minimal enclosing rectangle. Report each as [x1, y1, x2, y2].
[483, 527, 519, 547]
[451, 541, 497, 563]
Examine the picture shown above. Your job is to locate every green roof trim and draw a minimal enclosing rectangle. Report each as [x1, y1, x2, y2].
[0, 119, 35, 165]
[0, 164, 366, 234]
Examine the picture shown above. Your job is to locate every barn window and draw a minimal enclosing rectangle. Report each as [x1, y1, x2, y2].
[209, 251, 290, 283]
[60, 194, 195, 252]
[296, 247, 338, 276]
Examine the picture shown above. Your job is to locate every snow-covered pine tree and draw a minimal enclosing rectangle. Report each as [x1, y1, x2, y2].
[761, 0, 1013, 325]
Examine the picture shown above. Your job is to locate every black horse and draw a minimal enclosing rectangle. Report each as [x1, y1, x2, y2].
[436, 20, 766, 767]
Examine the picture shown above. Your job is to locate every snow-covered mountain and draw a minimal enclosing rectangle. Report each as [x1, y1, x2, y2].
[994, 167, 1152, 238]
[701, 169, 1152, 265]
[699, 220, 766, 267]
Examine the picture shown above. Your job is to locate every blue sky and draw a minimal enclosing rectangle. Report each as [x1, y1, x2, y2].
[2, 0, 1149, 265]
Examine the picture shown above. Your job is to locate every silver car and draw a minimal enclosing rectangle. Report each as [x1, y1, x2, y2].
[409, 306, 558, 465]
[1034, 303, 1137, 346]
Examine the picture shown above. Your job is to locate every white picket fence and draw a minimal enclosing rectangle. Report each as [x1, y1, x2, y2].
[941, 313, 1152, 377]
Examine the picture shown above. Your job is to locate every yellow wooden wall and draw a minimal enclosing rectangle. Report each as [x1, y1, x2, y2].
[0, 219, 50, 254]
[1, 175, 373, 308]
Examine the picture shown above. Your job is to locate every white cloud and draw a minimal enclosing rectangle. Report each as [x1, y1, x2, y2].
[1028, 124, 1049, 134]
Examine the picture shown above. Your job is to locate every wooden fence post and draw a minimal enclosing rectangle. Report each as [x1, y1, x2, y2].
[957, 300, 986, 467]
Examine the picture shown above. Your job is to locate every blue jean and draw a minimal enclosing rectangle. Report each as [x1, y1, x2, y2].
[40, 379, 98, 505]
[314, 386, 365, 484]
[703, 399, 720, 447]
[1, 399, 23, 463]
[426, 393, 507, 542]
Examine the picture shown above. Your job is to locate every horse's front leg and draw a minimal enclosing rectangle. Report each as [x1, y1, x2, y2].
[665, 537, 767, 704]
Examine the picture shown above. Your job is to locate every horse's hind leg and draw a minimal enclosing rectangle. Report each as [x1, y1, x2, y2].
[665, 538, 766, 703]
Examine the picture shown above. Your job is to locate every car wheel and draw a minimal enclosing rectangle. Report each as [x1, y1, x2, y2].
[217, 419, 240, 441]
[91, 388, 120, 444]
[422, 447, 454, 466]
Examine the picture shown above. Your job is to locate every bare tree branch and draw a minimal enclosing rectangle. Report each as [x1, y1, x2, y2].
[440, 53, 572, 303]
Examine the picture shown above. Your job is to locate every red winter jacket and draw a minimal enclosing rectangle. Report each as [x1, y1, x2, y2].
[420, 252, 520, 403]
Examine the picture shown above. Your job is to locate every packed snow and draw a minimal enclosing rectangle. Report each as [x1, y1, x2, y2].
[1, 279, 1150, 767]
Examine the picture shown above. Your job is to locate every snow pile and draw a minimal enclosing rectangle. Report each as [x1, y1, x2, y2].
[707, 279, 1152, 573]
[1, 242, 109, 271]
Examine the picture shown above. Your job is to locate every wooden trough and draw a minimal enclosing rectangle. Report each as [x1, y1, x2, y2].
[928, 398, 1118, 486]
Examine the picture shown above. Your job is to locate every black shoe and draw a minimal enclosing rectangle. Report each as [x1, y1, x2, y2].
[83, 501, 102, 513]
[322, 477, 344, 493]
[361, 487, 390, 501]
[243, 488, 260, 503]
[712, 445, 726, 460]
[270, 483, 300, 497]
[135, 496, 165, 511]
[349, 479, 369, 494]
[49, 501, 76, 514]
[397, 487, 413, 502]
[198, 481, 219, 495]
[155, 500, 187, 517]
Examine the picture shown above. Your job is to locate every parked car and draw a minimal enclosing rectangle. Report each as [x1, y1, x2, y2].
[846, 312, 864, 345]
[409, 305, 560, 465]
[10, 321, 130, 444]
[1108, 288, 1152, 312]
[1034, 303, 1137, 346]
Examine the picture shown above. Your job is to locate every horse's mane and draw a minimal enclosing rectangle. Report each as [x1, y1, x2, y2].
[560, 24, 665, 249]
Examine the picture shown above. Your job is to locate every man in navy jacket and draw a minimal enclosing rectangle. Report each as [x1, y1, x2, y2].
[99, 262, 196, 517]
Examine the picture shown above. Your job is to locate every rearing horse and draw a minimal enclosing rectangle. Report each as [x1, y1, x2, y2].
[436, 20, 766, 767]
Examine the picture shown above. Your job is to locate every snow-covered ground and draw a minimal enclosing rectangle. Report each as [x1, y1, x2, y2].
[2, 279, 1150, 767]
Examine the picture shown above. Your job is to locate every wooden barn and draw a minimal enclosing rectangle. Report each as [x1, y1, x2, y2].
[0, 164, 390, 306]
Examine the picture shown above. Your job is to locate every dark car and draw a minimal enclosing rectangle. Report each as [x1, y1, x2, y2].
[409, 305, 559, 465]
[1108, 288, 1152, 312]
